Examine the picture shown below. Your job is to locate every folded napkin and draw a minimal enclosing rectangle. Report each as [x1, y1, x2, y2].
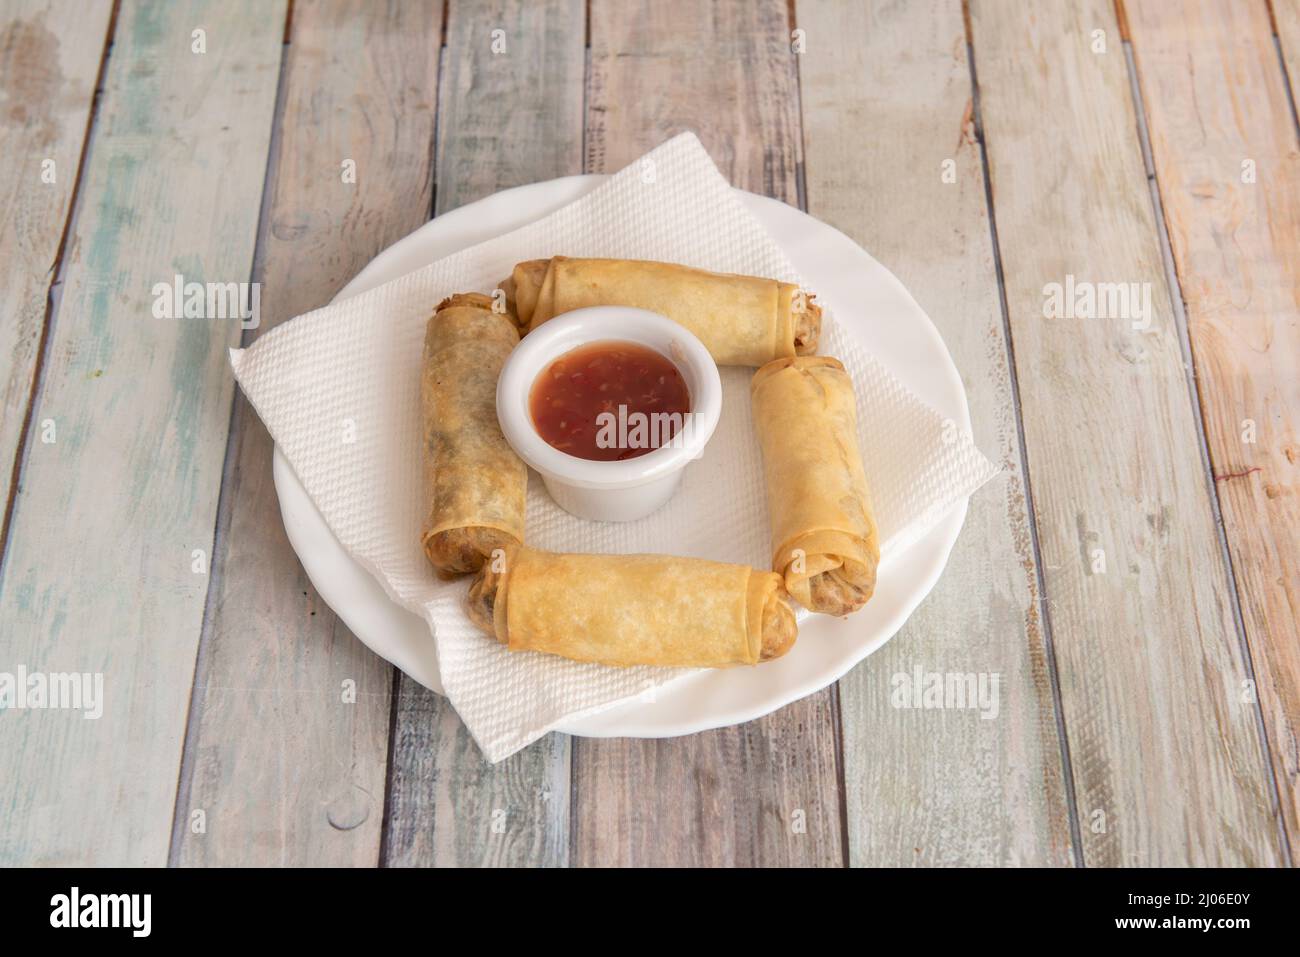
[230, 133, 998, 762]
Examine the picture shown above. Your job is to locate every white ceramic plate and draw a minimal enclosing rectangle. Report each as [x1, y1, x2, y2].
[272, 174, 970, 737]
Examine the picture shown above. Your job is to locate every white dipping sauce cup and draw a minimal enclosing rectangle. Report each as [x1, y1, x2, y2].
[496, 306, 722, 522]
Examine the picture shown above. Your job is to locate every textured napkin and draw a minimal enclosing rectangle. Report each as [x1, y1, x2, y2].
[231, 133, 998, 762]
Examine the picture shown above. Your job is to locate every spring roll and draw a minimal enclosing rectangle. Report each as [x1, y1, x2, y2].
[420, 293, 526, 577]
[467, 546, 797, 668]
[501, 256, 821, 367]
[751, 356, 879, 616]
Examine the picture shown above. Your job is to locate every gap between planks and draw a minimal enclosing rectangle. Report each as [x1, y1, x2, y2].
[1269, 0, 1300, 139]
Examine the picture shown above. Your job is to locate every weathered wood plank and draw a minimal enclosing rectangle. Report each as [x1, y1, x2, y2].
[585, 0, 802, 202]
[1126, 0, 1300, 864]
[381, 0, 583, 868]
[968, 0, 1282, 865]
[0, 0, 284, 866]
[572, 0, 843, 867]
[0, 0, 113, 539]
[172, 0, 439, 867]
[797, 0, 1075, 866]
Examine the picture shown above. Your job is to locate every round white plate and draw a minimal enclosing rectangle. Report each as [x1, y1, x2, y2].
[272, 174, 970, 738]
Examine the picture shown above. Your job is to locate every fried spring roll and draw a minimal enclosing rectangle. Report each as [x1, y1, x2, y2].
[467, 546, 797, 668]
[501, 256, 821, 367]
[751, 356, 879, 616]
[420, 293, 526, 577]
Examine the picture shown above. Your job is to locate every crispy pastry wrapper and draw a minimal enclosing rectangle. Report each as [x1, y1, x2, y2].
[501, 256, 820, 366]
[751, 356, 879, 615]
[467, 546, 797, 668]
[420, 293, 526, 577]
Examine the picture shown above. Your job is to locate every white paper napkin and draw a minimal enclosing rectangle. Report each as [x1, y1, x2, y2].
[230, 133, 998, 762]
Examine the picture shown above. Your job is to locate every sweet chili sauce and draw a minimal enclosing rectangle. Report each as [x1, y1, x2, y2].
[528, 340, 692, 461]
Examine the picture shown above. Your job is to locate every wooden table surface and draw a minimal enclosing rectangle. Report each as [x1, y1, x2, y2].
[1, 0, 1296, 868]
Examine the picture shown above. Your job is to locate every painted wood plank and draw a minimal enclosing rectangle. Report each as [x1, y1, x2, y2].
[0, 0, 113, 538]
[968, 0, 1282, 865]
[1273, 0, 1300, 108]
[0, 0, 285, 866]
[382, 0, 584, 868]
[573, 0, 843, 867]
[585, 0, 802, 200]
[172, 0, 439, 867]
[1126, 0, 1300, 864]
[797, 0, 1076, 866]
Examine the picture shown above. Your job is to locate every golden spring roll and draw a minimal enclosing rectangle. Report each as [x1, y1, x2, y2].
[751, 356, 879, 616]
[500, 256, 821, 366]
[420, 293, 526, 577]
[467, 546, 797, 668]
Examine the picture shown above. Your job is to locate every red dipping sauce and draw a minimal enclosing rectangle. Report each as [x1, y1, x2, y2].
[529, 340, 692, 461]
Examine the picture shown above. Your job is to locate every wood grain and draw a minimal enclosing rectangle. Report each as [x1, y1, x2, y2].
[968, 0, 1282, 865]
[797, 0, 1075, 866]
[0, 0, 112, 539]
[172, 0, 439, 867]
[572, 0, 843, 867]
[1126, 0, 1300, 863]
[0, 0, 284, 866]
[381, 0, 583, 868]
